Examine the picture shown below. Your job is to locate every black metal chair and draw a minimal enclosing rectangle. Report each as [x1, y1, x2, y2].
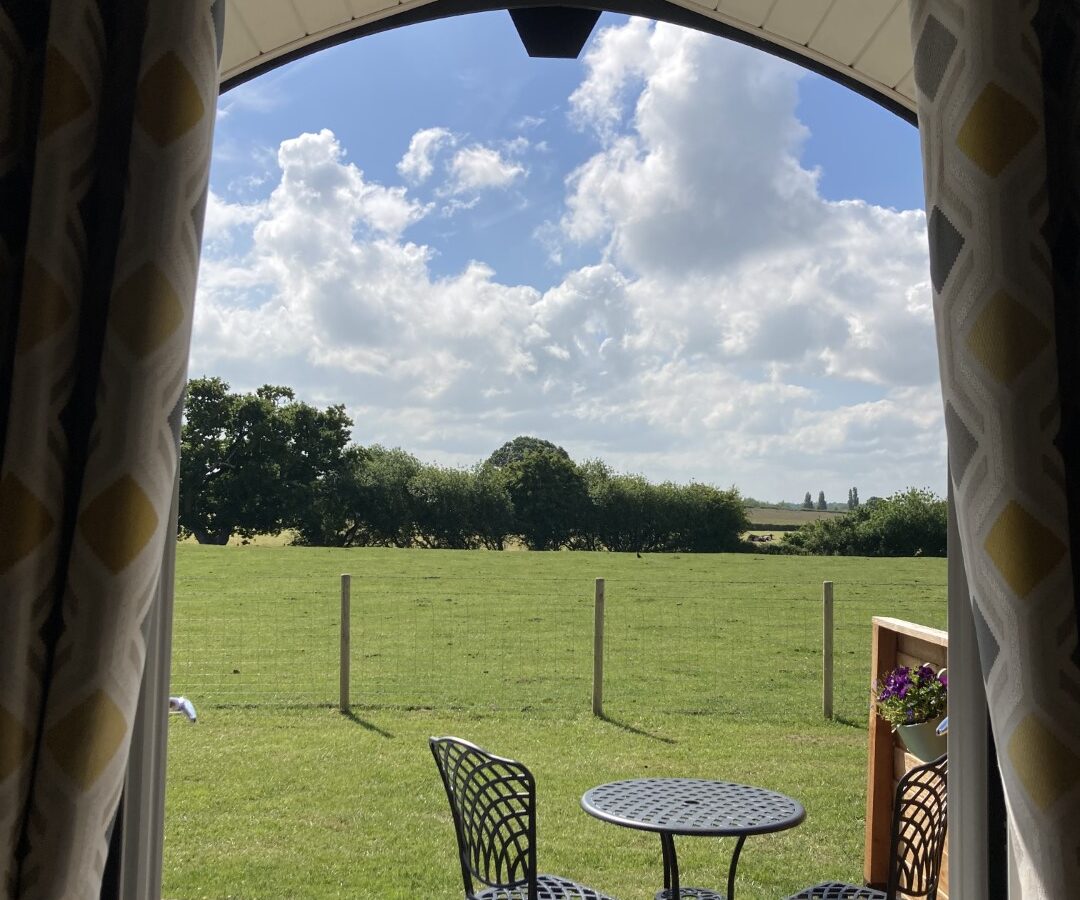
[430, 736, 618, 900]
[784, 754, 948, 900]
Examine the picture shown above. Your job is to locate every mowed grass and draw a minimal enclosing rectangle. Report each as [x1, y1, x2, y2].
[165, 547, 946, 900]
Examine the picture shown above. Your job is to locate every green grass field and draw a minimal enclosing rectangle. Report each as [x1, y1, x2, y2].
[744, 507, 843, 527]
[164, 546, 946, 899]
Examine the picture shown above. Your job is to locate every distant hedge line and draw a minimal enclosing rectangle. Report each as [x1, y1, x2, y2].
[778, 489, 946, 557]
[180, 380, 943, 557]
[179, 382, 749, 552]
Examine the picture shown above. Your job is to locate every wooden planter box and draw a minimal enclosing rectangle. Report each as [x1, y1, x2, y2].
[864, 617, 949, 899]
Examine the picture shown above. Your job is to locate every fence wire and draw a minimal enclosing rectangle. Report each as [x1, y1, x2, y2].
[171, 571, 339, 705]
[170, 552, 947, 723]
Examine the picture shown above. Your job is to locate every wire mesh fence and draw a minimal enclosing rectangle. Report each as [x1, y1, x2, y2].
[170, 548, 947, 723]
[171, 569, 340, 705]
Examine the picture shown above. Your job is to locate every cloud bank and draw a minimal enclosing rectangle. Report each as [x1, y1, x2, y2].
[194, 20, 942, 502]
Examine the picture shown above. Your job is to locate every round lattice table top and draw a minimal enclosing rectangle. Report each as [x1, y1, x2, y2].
[581, 778, 805, 836]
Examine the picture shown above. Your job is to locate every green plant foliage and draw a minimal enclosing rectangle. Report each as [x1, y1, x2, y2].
[289, 444, 371, 547]
[181, 381, 751, 552]
[345, 446, 424, 548]
[485, 435, 570, 468]
[873, 664, 947, 727]
[179, 378, 352, 545]
[782, 488, 946, 557]
[409, 464, 514, 549]
[500, 447, 590, 549]
[580, 463, 748, 553]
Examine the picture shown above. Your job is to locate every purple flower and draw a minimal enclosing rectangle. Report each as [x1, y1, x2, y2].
[873, 662, 947, 729]
[938, 671, 948, 687]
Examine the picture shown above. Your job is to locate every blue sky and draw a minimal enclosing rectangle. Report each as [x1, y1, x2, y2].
[195, 12, 943, 504]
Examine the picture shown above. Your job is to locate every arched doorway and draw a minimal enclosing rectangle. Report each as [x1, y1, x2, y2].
[136, 4, 987, 898]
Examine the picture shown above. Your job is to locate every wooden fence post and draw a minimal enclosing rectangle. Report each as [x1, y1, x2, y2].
[340, 574, 351, 714]
[592, 578, 605, 716]
[823, 580, 834, 720]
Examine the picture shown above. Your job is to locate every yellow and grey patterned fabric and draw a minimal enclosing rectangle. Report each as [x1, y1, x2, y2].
[0, 1, 218, 897]
[910, 0, 1080, 892]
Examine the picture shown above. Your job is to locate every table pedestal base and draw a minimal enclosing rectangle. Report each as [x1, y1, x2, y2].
[654, 889, 726, 900]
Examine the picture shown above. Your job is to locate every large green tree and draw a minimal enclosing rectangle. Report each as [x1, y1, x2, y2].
[179, 377, 352, 544]
[290, 444, 371, 547]
[499, 448, 589, 550]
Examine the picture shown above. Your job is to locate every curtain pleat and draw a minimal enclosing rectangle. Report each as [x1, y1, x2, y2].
[0, 1, 218, 897]
[909, 0, 1080, 893]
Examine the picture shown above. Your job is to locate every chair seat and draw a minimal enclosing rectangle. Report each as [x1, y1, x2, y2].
[475, 873, 618, 899]
[784, 882, 888, 900]
[655, 888, 726, 899]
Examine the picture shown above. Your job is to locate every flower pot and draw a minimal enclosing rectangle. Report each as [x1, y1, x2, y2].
[897, 717, 947, 761]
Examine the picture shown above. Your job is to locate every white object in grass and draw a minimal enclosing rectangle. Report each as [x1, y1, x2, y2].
[168, 696, 197, 723]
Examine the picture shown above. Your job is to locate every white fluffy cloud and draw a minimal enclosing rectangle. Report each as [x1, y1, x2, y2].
[446, 145, 526, 194]
[194, 21, 943, 501]
[397, 127, 455, 183]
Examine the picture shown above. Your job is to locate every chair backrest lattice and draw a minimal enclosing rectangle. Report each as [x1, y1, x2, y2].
[430, 736, 538, 899]
[888, 753, 948, 900]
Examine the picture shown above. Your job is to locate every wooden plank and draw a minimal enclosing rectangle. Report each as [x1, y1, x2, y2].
[873, 616, 947, 646]
[896, 650, 947, 672]
[864, 619, 899, 887]
[897, 633, 949, 667]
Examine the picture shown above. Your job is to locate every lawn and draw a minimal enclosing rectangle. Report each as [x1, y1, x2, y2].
[164, 546, 946, 899]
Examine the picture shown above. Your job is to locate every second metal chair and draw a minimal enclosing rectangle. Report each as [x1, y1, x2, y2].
[784, 753, 948, 900]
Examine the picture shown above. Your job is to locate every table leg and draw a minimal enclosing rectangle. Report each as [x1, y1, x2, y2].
[660, 832, 680, 898]
[726, 835, 746, 900]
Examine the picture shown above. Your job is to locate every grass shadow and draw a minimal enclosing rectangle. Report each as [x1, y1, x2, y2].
[831, 714, 867, 730]
[340, 709, 395, 738]
[597, 713, 676, 744]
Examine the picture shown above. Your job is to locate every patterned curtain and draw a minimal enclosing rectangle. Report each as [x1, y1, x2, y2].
[910, 0, 1080, 893]
[0, 1, 218, 896]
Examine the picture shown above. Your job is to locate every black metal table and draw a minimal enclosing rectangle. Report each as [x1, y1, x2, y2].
[581, 777, 805, 900]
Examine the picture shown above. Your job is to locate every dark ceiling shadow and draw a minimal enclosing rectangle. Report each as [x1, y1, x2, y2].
[597, 713, 676, 744]
[341, 709, 395, 738]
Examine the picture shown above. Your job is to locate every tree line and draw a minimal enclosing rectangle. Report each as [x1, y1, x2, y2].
[781, 488, 946, 557]
[178, 379, 748, 551]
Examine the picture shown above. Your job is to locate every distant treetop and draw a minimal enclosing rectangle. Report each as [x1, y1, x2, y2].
[485, 435, 570, 469]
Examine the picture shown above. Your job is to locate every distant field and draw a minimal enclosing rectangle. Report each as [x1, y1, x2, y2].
[745, 506, 844, 528]
[165, 546, 945, 900]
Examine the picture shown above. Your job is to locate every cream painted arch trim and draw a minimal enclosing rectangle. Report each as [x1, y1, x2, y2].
[220, 0, 917, 121]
